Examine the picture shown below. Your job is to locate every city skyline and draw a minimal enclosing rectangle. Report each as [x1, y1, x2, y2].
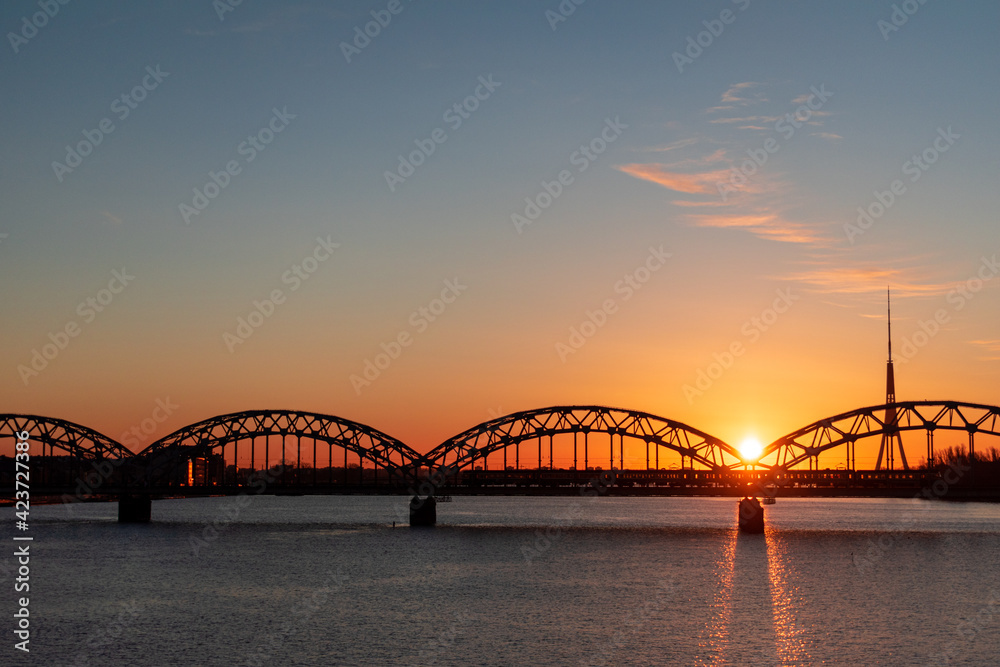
[2, 1, 999, 463]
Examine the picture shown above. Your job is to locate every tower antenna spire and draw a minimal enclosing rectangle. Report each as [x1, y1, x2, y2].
[876, 285, 908, 470]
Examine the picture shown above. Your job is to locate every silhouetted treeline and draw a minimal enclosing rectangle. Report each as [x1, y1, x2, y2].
[920, 445, 1000, 491]
[930, 445, 1000, 468]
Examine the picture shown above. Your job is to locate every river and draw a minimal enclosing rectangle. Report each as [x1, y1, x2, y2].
[5, 495, 1000, 665]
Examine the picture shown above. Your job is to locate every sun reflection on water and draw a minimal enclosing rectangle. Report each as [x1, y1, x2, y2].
[765, 526, 812, 665]
[695, 527, 737, 665]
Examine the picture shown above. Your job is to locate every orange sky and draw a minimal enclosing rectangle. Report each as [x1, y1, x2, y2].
[3, 3, 998, 466]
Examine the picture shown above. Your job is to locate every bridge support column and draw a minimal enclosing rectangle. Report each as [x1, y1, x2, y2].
[409, 496, 436, 526]
[738, 496, 764, 533]
[118, 494, 151, 523]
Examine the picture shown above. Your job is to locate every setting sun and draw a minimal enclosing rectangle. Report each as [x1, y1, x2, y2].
[739, 436, 764, 462]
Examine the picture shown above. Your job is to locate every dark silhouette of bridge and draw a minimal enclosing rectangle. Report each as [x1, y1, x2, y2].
[3, 402, 1000, 514]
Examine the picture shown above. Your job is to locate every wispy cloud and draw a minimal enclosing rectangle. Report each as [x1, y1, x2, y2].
[706, 81, 767, 111]
[968, 340, 1000, 361]
[615, 163, 731, 195]
[708, 115, 780, 125]
[686, 211, 830, 245]
[782, 254, 962, 297]
[634, 137, 700, 153]
[669, 199, 730, 208]
[617, 158, 830, 245]
[100, 210, 123, 226]
[616, 81, 841, 249]
[811, 132, 843, 141]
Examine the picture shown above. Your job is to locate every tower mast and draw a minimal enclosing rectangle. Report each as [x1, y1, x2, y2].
[876, 287, 907, 470]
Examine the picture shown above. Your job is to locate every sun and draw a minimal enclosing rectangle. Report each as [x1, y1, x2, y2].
[739, 436, 764, 461]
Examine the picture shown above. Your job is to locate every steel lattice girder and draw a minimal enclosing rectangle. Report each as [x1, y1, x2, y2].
[759, 401, 1000, 469]
[7, 402, 1000, 484]
[136, 410, 424, 483]
[420, 405, 741, 471]
[0, 414, 133, 460]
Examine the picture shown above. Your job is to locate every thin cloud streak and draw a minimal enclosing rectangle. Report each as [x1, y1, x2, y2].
[616, 80, 841, 248]
[783, 265, 963, 297]
[615, 163, 731, 195]
[968, 340, 1000, 361]
[686, 212, 829, 245]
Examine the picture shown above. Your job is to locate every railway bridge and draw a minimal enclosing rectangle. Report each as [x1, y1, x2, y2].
[3, 401, 999, 520]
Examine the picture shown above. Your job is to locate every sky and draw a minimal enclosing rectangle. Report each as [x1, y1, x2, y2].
[2, 0, 999, 465]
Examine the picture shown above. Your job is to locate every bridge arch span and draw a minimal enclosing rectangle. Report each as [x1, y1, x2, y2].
[0, 414, 132, 460]
[422, 405, 741, 473]
[0, 414, 134, 490]
[759, 401, 1000, 470]
[137, 410, 423, 486]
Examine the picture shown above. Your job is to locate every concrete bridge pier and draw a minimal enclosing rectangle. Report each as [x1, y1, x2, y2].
[738, 496, 764, 533]
[118, 494, 151, 523]
[409, 495, 436, 526]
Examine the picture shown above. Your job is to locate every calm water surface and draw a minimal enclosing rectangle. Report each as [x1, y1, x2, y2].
[5, 496, 1000, 666]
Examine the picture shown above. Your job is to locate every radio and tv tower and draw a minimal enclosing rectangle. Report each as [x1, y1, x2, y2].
[876, 288, 908, 469]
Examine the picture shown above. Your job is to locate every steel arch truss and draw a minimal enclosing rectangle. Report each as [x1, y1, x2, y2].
[760, 401, 1000, 470]
[422, 406, 741, 472]
[137, 410, 424, 484]
[0, 414, 133, 461]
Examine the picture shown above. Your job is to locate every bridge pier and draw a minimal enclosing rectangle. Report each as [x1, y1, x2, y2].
[409, 495, 436, 526]
[738, 497, 764, 533]
[118, 494, 151, 523]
